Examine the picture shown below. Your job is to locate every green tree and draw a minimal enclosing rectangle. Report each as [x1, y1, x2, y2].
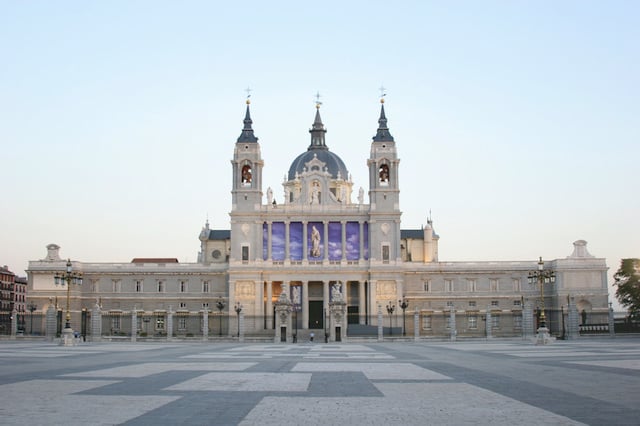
[613, 258, 640, 320]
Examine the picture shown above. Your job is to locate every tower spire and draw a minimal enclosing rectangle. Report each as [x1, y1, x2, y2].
[372, 93, 394, 142]
[237, 95, 258, 143]
[308, 92, 328, 150]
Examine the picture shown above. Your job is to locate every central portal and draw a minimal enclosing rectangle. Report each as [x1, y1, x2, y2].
[308, 300, 324, 329]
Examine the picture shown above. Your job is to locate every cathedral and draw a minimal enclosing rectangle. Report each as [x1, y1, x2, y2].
[26, 98, 609, 340]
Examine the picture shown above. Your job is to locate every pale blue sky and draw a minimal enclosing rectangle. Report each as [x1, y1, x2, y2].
[1, 1, 638, 307]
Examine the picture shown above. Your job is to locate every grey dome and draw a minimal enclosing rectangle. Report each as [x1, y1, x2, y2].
[287, 149, 349, 180]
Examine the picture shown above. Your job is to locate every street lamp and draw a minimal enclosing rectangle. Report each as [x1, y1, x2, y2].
[399, 298, 409, 336]
[234, 302, 242, 338]
[386, 302, 395, 336]
[528, 257, 555, 330]
[54, 259, 83, 343]
[27, 302, 37, 335]
[216, 298, 226, 336]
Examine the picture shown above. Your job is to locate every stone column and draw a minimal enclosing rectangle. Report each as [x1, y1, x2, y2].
[302, 281, 309, 330]
[608, 303, 615, 337]
[302, 221, 308, 261]
[358, 282, 366, 325]
[167, 308, 174, 340]
[567, 297, 579, 339]
[274, 290, 292, 343]
[450, 308, 457, 342]
[267, 221, 272, 261]
[485, 307, 492, 339]
[91, 302, 102, 342]
[522, 302, 534, 340]
[323, 281, 329, 316]
[359, 221, 365, 261]
[10, 309, 17, 339]
[414, 309, 420, 341]
[202, 309, 209, 341]
[266, 281, 273, 329]
[377, 305, 383, 342]
[329, 299, 347, 342]
[323, 221, 329, 261]
[131, 310, 137, 342]
[46, 304, 57, 342]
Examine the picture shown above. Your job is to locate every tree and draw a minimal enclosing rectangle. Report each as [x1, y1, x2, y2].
[613, 258, 640, 320]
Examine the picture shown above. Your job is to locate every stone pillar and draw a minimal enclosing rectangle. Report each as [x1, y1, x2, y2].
[267, 221, 272, 261]
[239, 311, 245, 342]
[522, 302, 534, 340]
[485, 307, 492, 339]
[377, 305, 383, 342]
[167, 309, 173, 340]
[302, 221, 308, 261]
[131, 310, 137, 342]
[608, 303, 615, 337]
[10, 309, 17, 339]
[202, 309, 209, 341]
[449, 309, 457, 342]
[274, 290, 292, 343]
[358, 282, 366, 325]
[46, 304, 57, 342]
[359, 221, 365, 261]
[567, 297, 579, 340]
[323, 281, 329, 316]
[266, 281, 273, 329]
[414, 309, 420, 341]
[323, 221, 329, 262]
[329, 300, 347, 342]
[302, 281, 309, 330]
[91, 302, 102, 342]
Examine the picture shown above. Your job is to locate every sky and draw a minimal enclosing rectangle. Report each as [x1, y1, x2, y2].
[1, 1, 638, 309]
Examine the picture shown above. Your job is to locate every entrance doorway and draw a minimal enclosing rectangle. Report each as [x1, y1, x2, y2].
[308, 301, 324, 329]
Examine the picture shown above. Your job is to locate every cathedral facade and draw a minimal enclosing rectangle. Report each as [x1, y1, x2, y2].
[26, 99, 609, 339]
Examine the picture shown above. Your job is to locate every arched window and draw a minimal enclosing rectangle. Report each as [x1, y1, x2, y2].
[241, 164, 252, 185]
[379, 164, 389, 184]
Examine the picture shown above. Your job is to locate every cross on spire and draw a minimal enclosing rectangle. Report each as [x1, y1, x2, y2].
[315, 91, 322, 108]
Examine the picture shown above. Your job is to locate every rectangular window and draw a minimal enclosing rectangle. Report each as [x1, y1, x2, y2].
[492, 314, 500, 329]
[513, 299, 522, 307]
[180, 281, 187, 293]
[468, 301, 477, 307]
[112, 280, 120, 293]
[446, 301, 454, 308]
[156, 315, 165, 330]
[445, 279, 453, 292]
[157, 281, 164, 293]
[135, 280, 142, 293]
[202, 303, 209, 309]
[490, 279, 499, 292]
[491, 300, 499, 307]
[422, 315, 432, 330]
[512, 278, 521, 291]
[179, 302, 187, 309]
[514, 314, 522, 329]
[111, 316, 120, 330]
[468, 315, 478, 329]
[178, 317, 187, 330]
[92, 280, 99, 293]
[202, 281, 210, 293]
[382, 244, 390, 262]
[423, 281, 430, 292]
[468, 279, 476, 292]
[242, 246, 249, 262]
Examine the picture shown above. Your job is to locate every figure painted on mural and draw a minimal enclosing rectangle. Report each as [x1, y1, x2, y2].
[310, 225, 321, 257]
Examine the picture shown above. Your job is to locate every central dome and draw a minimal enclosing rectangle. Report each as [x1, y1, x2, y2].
[287, 106, 349, 181]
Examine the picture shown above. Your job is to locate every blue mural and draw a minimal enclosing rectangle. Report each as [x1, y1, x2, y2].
[271, 222, 285, 261]
[328, 222, 342, 260]
[345, 221, 360, 260]
[289, 222, 303, 260]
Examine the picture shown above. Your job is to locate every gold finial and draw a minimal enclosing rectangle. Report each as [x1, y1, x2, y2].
[245, 87, 252, 104]
[379, 85, 387, 103]
[315, 91, 322, 109]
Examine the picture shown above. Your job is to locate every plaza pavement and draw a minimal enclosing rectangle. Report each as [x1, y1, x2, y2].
[0, 337, 638, 425]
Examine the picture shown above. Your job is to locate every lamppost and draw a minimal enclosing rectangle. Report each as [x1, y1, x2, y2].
[399, 298, 409, 336]
[234, 302, 242, 338]
[54, 259, 83, 344]
[216, 298, 226, 336]
[528, 257, 555, 332]
[27, 302, 37, 335]
[386, 302, 395, 336]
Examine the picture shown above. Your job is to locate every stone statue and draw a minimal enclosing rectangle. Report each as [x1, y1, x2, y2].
[310, 225, 321, 257]
[311, 186, 319, 205]
[267, 187, 273, 205]
[358, 187, 364, 204]
[331, 282, 343, 302]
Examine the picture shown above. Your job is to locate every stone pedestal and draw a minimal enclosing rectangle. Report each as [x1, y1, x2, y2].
[534, 327, 555, 345]
[90, 302, 102, 342]
[329, 300, 347, 342]
[61, 327, 76, 346]
[274, 291, 292, 343]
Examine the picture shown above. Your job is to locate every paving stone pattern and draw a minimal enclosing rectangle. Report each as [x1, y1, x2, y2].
[0, 338, 638, 425]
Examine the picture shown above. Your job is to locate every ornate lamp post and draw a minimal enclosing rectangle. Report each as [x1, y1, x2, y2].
[216, 298, 226, 336]
[54, 259, 83, 344]
[399, 298, 409, 336]
[528, 257, 555, 334]
[234, 302, 242, 338]
[27, 302, 37, 335]
[386, 302, 395, 336]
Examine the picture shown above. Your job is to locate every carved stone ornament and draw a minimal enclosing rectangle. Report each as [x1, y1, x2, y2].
[381, 223, 390, 235]
[241, 224, 250, 236]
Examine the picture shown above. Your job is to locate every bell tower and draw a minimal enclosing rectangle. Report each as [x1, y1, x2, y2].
[367, 96, 402, 262]
[231, 98, 264, 211]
